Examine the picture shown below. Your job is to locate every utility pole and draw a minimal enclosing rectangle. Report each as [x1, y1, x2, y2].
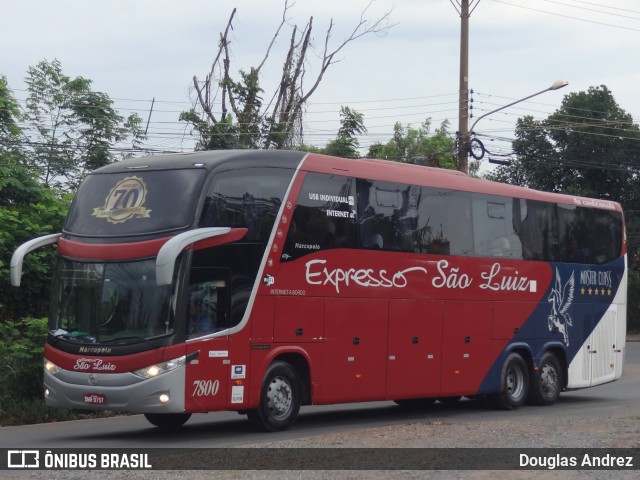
[457, 0, 470, 174]
[451, 0, 480, 174]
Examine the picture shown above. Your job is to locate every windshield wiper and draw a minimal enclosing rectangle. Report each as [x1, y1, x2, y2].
[102, 335, 154, 346]
[50, 330, 96, 344]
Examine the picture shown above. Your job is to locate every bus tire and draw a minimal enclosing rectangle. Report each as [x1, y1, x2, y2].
[247, 361, 301, 432]
[491, 352, 529, 410]
[144, 413, 191, 430]
[527, 351, 562, 406]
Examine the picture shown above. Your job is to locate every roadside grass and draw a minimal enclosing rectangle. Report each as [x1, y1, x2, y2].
[0, 398, 119, 426]
[0, 316, 118, 426]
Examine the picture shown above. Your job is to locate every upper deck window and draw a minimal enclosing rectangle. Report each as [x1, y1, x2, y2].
[282, 172, 357, 261]
[65, 169, 206, 237]
[200, 167, 294, 243]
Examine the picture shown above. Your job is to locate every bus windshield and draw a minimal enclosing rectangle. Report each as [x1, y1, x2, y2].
[49, 258, 174, 344]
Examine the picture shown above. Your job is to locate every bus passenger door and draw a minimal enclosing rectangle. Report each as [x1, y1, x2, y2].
[319, 298, 388, 404]
[386, 299, 443, 400]
[184, 267, 232, 412]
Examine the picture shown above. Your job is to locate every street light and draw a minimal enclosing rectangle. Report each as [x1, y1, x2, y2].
[469, 79, 568, 134]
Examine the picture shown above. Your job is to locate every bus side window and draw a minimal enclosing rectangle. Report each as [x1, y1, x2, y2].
[200, 193, 226, 227]
[515, 200, 623, 264]
[357, 181, 472, 255]
[517, 201, 546, 260]
[411, 188, 472, 256]
[415, 189, 449, 254]
[357, 179, 408, 251]
[200, 168, 292, 242]
[593, 211, 623, 264]
[282, 172, 357, 262]
[187, 268, 230, 337]
[471, 194, 521, 259]
[558, 204, 590, 264]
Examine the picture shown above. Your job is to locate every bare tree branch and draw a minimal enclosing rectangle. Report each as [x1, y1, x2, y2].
[184, 1, 394, 150]
[300, 2, 394, 104]
[192, 8, 236, 123]
[192, 76, 217, 123]
[256, 0, 291, 74]
[221, 31, 235, 119]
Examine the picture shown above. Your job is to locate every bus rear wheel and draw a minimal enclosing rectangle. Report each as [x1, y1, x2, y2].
[247, 361, 301, 432]
[491, 352, 529, 410]
[144, 413, 191, 430]
[528, 351, 562, 406]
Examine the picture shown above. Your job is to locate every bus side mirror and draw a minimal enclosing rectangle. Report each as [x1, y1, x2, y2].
[11, 233, 62, 287]
[156, 227, 232, 286]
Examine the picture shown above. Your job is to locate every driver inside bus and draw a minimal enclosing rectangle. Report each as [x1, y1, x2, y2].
[188, 296, 215, 336]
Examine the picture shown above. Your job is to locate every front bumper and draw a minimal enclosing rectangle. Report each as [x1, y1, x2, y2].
[43, 364, 186, 414]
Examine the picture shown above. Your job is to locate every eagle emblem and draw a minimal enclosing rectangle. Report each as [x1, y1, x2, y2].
[547, 268, 575, 345]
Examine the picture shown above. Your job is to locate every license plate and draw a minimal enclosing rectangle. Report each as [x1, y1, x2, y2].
[83, 393, 106, 405]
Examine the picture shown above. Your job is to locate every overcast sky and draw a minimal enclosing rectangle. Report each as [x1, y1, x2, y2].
[3, 0, 640, 165]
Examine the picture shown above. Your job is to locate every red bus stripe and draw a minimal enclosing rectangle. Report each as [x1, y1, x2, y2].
[58, 237, 169, 260]
[57, 228, 249, 260]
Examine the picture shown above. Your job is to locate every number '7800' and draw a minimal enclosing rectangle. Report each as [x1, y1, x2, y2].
[192, 379, 220, 397]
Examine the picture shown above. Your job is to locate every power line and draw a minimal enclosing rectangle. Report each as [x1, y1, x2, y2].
[539, 0, 640, 21]
[494, 0, 640, 31]
[567, 0, 640, 15]
[6, 84, 640, 155]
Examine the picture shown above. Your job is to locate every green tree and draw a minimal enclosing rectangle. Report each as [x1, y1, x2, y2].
[178, 111, 242, 150]
[366, 118, 455, 168]
[0, 317, 48, 401]
[487, 85, 640, 332]
[0, 78, 69, 320]
[22, 59, 144, 192]
[489, 85, 640, 202]
[0, 76, 21, 140]
[488, 85, 640, 234]
[0, 186, 69, 321]
[324, 106, 367, 158]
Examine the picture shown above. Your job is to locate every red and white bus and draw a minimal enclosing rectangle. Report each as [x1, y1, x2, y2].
[12, 150, 627, 431]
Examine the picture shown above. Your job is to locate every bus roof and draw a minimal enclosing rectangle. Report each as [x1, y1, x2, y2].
[92, 149, 307, 173]
[93, 150, 622, 212]
[302, 154, 622, 213]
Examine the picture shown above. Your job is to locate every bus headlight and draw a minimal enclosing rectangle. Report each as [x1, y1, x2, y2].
[133, 355, 186, 379]
[44, 359, 61, 375]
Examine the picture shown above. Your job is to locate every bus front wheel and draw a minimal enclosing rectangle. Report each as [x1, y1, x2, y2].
[528, 351, 562, 406]
[144, 412, 191, 430]
[491, 352, 529, 410]
[247, 361, 301, 432]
